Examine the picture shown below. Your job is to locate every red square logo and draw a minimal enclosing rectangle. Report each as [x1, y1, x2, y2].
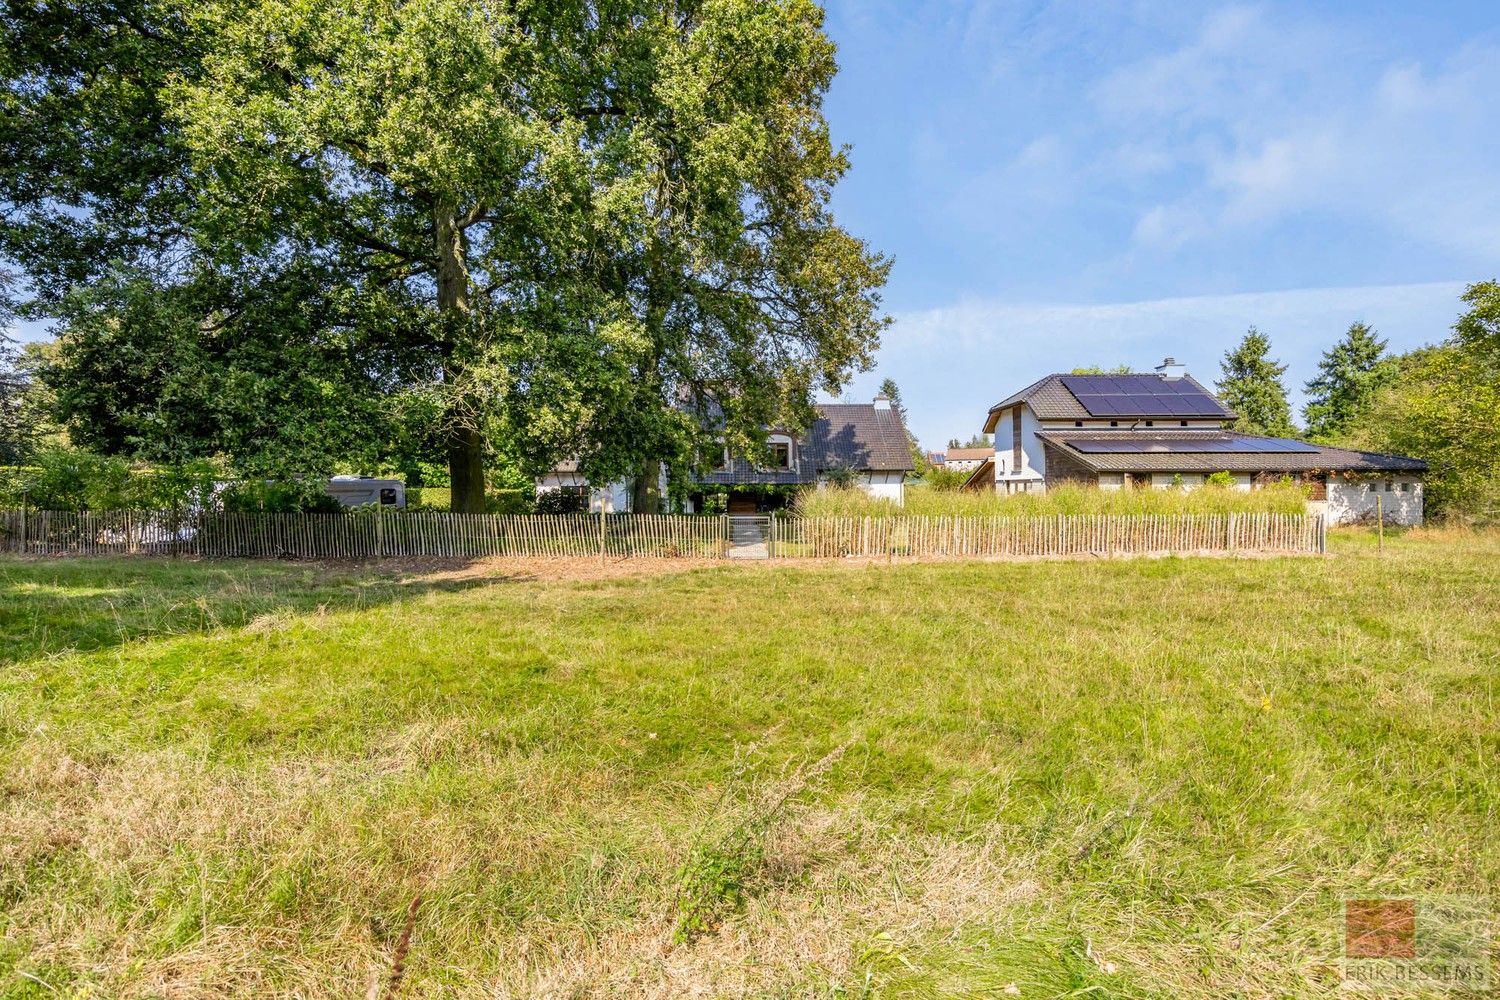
[1346, 899, 1417, 959]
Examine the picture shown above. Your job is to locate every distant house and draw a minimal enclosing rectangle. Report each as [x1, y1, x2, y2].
[965, 358, 1427, 525]
[537, 396, 916, 513]
[942, 447, 993, 473]
[925, 450, 947, 467]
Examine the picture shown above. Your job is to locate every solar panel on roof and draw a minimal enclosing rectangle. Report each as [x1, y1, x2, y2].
[1058, 375, 1231, 418]
[1066, 436, 1320, 455]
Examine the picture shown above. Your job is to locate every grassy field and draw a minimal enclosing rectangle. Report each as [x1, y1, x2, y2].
[2, 530, 1496, 998]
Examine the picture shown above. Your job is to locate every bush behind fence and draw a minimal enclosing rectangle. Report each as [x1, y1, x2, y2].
[0, 509, 1325, 560]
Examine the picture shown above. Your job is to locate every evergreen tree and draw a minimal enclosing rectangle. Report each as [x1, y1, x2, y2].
[879, 377, 925, 470]
[1216, 328, 1298, 438]
[1303, 322, 1397, 441]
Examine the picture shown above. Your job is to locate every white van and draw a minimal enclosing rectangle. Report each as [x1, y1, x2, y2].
[324, 476, 406, 508]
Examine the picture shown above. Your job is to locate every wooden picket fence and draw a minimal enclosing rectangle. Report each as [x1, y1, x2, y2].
[0, 509, 1325, 561]
[0, 510, 729, 560]
[768, 511, 1325, 559]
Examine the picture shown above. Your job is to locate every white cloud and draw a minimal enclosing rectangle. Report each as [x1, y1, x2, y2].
[1094, 7, 1500, 261]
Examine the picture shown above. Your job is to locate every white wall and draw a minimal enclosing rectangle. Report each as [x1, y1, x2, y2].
[991, 405, 1046, 491]
[535, 473, 631, 513]
[1328, 478, 1423, 526]
[858, 471, 906, 505]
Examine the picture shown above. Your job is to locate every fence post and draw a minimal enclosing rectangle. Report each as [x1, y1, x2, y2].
[18, 490, 26, 555]
[1318, 512, 1327, 554]
[1376, 495, 1383, 552]
[1226, 512, 1236, 552]
[598, 504, 606, 565]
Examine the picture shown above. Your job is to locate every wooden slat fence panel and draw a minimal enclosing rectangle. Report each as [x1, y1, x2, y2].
[0, 510, 1322, 560]
[770, 512, 1321, 559]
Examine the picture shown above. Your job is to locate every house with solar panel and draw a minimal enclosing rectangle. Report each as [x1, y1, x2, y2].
[964, 358, 1427, 525]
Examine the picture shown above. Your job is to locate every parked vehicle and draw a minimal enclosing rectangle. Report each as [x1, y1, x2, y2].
[324, 476, 405, 508]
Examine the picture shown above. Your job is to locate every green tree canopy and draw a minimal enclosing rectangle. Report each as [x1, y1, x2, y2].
[2, 0, 889, 512]
[1215, 328, 1298, 438]
[1347, 282, 1500, 521]
[1302, 322, 1397, 441]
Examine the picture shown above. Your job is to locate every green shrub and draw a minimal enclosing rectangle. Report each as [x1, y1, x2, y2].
[219, 479, 343, 513]
[485, 489, 532, 514]
[0, 449, 222, 510]
[407, 487, 451, 511]
[918, 465, 972, 492]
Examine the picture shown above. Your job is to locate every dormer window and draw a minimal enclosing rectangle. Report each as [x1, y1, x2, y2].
[771, 442, 791, 469]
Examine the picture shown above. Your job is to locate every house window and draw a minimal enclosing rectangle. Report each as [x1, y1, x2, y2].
[1074, 420, 1083, 427]
[771, 442, 791, 469]
[1400, 481, 1412, 492]
[1180, 420, 1188, 427]
[1385, 480, 1394, 492]
[1145, 420, 1154, 427]
[379, 488, 398, 505]
[1110, 420, 1119, 427]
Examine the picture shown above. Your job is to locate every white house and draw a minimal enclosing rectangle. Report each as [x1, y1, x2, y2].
[964, 358, 1427, 525]
[536, 396, 916, 513]
[942, 447, 993, 473]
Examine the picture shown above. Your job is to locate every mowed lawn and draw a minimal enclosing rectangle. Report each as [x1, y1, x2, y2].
[1, 532, 1497, 998]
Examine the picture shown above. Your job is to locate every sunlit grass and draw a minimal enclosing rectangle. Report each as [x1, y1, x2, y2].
[1, 530, 1496, 998]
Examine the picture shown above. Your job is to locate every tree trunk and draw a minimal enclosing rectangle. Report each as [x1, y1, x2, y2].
[435, 201, 487, 514]
[632, 458, 662, 514]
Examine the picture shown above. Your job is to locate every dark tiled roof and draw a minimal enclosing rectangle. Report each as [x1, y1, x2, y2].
[802, 403, 915, 471]
[986, 374, 1089, 424]
[1036, 430, 1427, 473]
[984, 372, 1234, 426]
[691, 402, 916, 486]
[549, 402, 914, 484]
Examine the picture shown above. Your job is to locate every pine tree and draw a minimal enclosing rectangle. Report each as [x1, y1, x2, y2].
[879, 377, 925, 470]
[1303, 322, 1397, 442]
[1216, 328, 1298, 438]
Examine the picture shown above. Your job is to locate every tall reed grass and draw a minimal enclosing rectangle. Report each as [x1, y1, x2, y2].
[793, 481, 1310, 518]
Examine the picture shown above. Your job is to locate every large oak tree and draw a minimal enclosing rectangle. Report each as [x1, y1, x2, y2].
[2, 0, 888, 511]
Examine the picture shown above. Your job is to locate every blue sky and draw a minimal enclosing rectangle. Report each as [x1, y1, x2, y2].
[822, 1, 1500, 446]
